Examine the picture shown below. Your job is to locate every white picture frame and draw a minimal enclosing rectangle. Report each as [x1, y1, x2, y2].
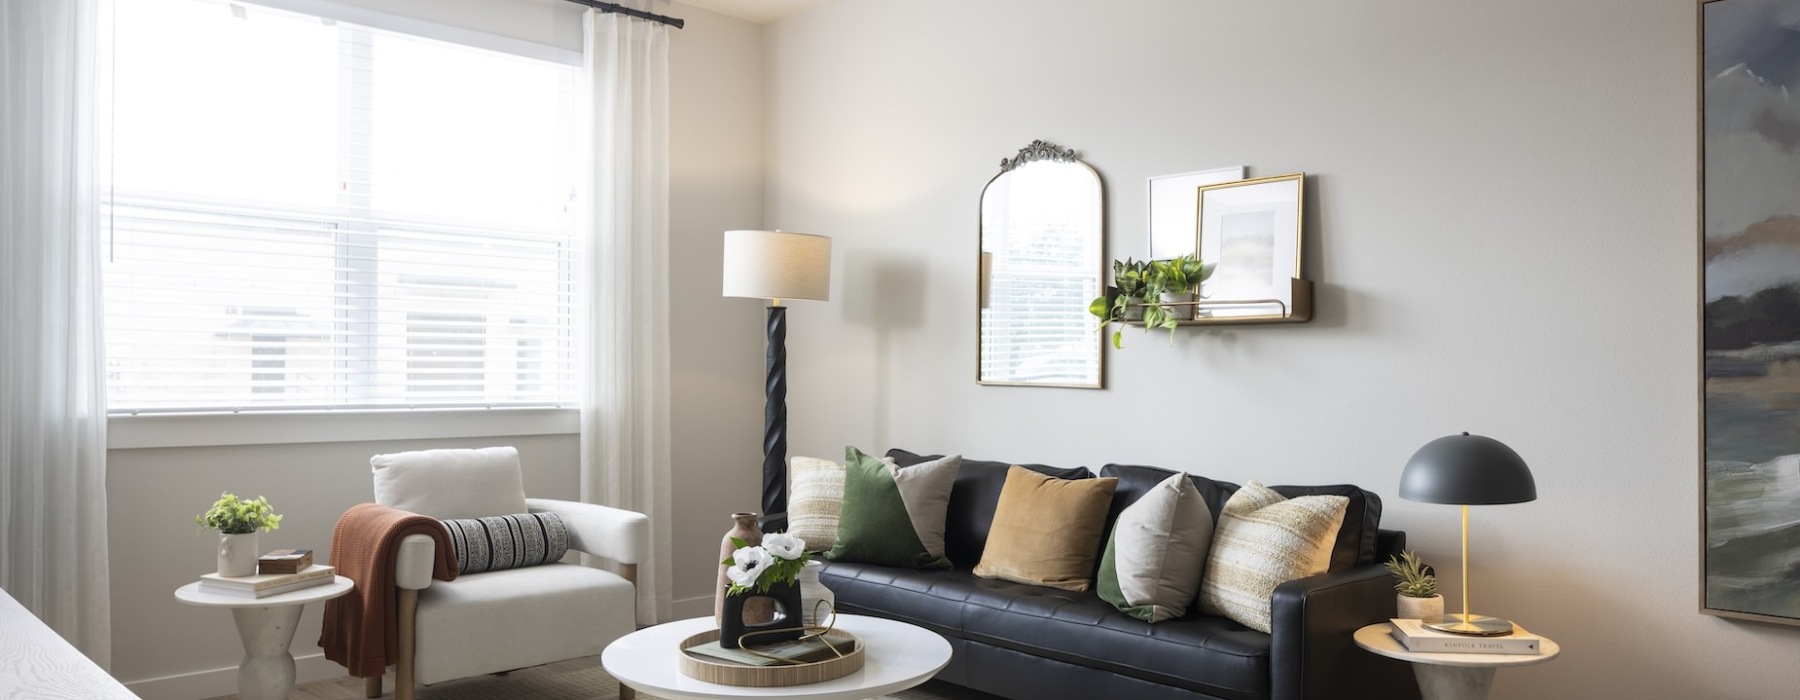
[1197, 173, 1304, 318]
[1146, 166, 1245, 260]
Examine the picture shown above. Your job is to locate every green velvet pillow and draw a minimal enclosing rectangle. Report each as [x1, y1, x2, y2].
[825, 447, 959, 569]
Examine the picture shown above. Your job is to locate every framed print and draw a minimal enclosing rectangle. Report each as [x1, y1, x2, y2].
[1700, 0, 1800, 626]
[1196, 173, 1303, 319]
[1147, 166, 1245, 260]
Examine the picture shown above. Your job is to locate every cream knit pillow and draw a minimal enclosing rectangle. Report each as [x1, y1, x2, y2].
[788, 456, 847, 552]
[1198, 480, 1348, 633]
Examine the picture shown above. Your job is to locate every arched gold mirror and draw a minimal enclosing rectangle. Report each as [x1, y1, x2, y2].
[978, 140, 1104, 388]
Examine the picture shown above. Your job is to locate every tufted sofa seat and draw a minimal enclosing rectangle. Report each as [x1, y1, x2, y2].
[817, 449, 1420, 700]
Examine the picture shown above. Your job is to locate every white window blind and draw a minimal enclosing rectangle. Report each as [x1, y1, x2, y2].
[102, 0, 580, 413]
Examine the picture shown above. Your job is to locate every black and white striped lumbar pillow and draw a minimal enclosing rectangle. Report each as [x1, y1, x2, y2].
[439, 512, 570, 574]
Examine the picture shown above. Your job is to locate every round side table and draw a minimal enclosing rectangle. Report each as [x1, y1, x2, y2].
[175, 576, 354, 700]
[602, 614, 951, 700]
[1354, 623, 1559, 700]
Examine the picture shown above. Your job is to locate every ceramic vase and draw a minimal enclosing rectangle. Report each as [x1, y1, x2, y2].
[1159, 291, 1196, 321]
[217, 532, 259, 577]
[1397, 594, 1444, 623]
[797, 559, 835, 628]
[715, 512, 774, 625]
[1121, 297, 1146, 321]
[719, 579, 804, 649]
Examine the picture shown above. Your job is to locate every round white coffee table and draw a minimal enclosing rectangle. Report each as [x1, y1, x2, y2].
[175, 576, 354, 700]
[602, 614, 951, 700]
[1354, 622, 1560, 700]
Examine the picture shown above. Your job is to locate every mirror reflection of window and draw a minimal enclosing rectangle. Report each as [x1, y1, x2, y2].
[978, 144, 1103, 388]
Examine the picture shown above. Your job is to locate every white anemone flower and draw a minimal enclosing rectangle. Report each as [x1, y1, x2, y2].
[726, 546, 774, 588]
[762, 532, 806, 561]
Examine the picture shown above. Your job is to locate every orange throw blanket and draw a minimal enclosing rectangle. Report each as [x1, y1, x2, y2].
[319, 503, 457, 678]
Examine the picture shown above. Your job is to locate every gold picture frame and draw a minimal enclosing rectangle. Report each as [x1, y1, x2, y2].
[1196, 173, 1305, 320]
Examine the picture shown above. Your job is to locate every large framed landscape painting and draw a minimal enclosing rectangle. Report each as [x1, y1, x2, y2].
[1702, 0, 1800, 626]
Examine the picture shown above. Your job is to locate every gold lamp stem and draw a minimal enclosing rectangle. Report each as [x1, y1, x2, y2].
[1461, 504, 1470, 627]
[1423, 502, 1515, 636]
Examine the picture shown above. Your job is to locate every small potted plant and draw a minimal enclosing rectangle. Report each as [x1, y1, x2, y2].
[1384, 550, 1443, 622]
[196, 492, 282, 577]
[1147, 254, 1210, 322]
[1088, 258, 1151, 349]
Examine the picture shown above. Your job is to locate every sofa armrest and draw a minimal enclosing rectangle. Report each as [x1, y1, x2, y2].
[1269, 564, 1420, 700]
[526, 497, 649, 566]
[396, 533, 438, 590]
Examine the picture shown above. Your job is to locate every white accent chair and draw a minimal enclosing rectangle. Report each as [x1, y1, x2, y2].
[357, 447, 644, 700]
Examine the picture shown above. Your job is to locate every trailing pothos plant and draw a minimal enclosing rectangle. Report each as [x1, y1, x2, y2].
[1089, 254, 1212, 348]
[1089, 258, 1151, 349]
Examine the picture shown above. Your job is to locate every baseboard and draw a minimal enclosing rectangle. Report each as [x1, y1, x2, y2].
[124, 652, 346, 700]
[670, 593, 711, 622]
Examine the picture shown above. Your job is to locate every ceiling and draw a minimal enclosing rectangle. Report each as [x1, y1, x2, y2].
[676, 0, 832, 24]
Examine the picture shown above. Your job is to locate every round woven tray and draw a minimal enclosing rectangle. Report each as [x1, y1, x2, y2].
[677, 627, 864, 687]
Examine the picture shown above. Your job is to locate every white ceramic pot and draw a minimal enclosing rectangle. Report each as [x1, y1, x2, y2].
[218, 532, 259, 577]
[797, 560, 835, 628]
[1158, 291, 1196, 321]
[1397, 594, 1444, 623]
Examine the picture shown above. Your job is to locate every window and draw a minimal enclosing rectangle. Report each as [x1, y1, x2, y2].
[102, 0, 580, 413]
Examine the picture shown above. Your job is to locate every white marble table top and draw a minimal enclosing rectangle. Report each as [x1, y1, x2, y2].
[1354, 622, 1561, 669]
[602, 614, 951, 700]
[175, 576, 354, 608]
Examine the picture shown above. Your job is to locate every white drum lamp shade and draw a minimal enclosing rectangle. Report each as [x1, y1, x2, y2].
[722, 230, 831, 302]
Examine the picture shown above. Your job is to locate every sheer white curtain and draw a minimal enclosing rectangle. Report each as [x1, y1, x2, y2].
[0, 0, 112, 666]
[578, 9, 671, 625]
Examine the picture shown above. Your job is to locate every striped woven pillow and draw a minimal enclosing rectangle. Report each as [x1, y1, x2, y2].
[440, 512, 570, 575]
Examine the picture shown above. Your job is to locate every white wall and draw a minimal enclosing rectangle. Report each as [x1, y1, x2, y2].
[105, 1, 767, 696]
[764, 1, 1800, 698]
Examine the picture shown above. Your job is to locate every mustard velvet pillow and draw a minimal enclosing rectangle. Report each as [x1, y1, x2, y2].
[973, 466, 1119, 592]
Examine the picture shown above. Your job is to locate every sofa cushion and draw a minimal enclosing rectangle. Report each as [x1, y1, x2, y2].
[888, 449, 1092, 569]
[372, 446, 529, 520]
[820, 561, 1271, 699]
[1097, 472, 1214, 622]
[439, 512, 569, 575]
[1101, 463, 1382, 572]
[973, 467, 1118, 592]
[825, 448, 959, 569]
[1199, 481, 1347, 633]
[787, 455, 847, 553]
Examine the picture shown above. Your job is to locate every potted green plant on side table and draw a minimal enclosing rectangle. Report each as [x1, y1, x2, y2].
[196, 493, 282, 577]
[1385, 549, 1443, 622]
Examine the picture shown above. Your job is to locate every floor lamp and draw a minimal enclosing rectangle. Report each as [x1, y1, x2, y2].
[722, 230, 832, 528]
[1398, 432, 1538, 636]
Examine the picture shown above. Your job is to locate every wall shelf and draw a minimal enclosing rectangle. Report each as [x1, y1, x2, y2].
[1123, 278, 1313, 326]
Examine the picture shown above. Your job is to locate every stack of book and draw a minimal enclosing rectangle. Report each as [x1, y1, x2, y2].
[685, 633, 856, 667]
[257, 548, 313, 575]
[199, 564, 335, 599]
[1388, 618, 1541, 655]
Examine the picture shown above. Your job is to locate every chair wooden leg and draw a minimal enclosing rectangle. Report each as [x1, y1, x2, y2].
[617, 562, 640, 698]
[364, 674, 382, 698]
[397, 588, 418, 700]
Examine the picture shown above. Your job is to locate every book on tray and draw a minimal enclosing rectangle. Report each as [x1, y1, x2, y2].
[684, 632, 856, 667]
[257, 548, 313, 575]
[199, 564, 335, 599]
[1388, 618, 1541, 655]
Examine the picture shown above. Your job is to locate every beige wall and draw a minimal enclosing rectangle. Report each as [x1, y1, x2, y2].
[763, 1, 1800, 698]
[105, 1, 766, 697]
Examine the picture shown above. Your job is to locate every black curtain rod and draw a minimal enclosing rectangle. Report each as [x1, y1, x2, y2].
[562, 0, 685, 29]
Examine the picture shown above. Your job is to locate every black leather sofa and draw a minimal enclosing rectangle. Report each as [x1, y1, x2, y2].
[818, 450, 1421, 700]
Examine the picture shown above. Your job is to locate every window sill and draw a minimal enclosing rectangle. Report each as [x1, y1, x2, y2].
[107, 407, 579, 450]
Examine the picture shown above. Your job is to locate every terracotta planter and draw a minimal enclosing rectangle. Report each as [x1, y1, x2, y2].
[716, 512, 774, 625]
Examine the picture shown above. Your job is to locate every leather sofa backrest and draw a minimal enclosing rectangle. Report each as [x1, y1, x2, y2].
[1099, 463, 1384, 572]
[887, 449, 1092, 569]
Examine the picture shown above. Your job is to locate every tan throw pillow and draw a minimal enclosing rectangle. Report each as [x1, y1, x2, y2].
[974, 466, 1118, 592]
[1199, 480, 1348, 633]
[788, 456, 847, 552]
